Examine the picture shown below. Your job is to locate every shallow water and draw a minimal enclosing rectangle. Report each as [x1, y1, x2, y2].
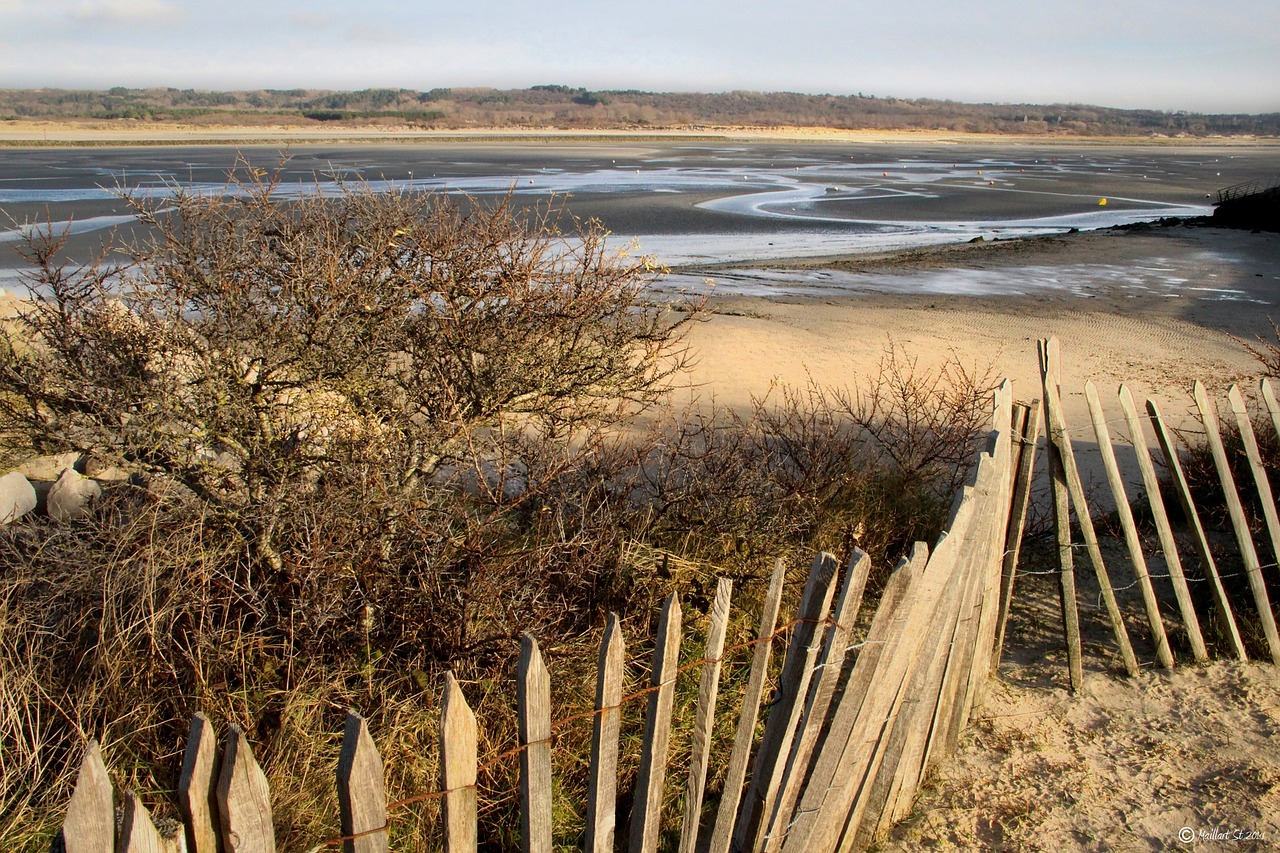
[0, 141, 1272, 295]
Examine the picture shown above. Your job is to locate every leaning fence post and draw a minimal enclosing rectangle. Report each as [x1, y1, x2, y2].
[216, 725, 275, 852]
[1147, 397, 1247, 660]
[706, 557, 786, 853]
[441, 672, 478, 853]
[678, 577, 734, 853]
[1039, 338, 1084, 690]
[1227, 384, 1280, 571]
[59, 740, 114, 853]
[1193, 380, 1280, 664]
[735, 552, 839, 853]
[1086, 380, 1174, 669]
[518, 634, 553, 853]
[1117, 386, 1207, 662]
[337, 710, 389, 853]
[993, 398, 1040, 670]
[1040, 341, 1139, 677]
[628, 592, 683, 853]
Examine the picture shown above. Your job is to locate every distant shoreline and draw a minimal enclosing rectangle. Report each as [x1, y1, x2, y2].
[3, 121, 1278, 148]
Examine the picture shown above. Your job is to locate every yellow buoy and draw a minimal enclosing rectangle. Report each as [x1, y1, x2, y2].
[1098, 198, 1108, 205]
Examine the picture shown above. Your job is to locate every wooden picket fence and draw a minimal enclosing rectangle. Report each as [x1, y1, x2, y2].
[1029, 336, 1280, 689]
[55, 379, 1032, 852]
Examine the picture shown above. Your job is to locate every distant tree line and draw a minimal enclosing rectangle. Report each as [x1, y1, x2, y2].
[1, 85, 1277, 136]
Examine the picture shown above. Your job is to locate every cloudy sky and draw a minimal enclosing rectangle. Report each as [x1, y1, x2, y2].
[3, 0, 1277, 113]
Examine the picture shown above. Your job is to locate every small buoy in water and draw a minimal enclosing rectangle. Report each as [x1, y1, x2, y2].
[1098, 198, 1108, 205]
[882, 172, 888, 177]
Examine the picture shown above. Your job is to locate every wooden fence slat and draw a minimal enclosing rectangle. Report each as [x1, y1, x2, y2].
[787, 530, 954, 853]
[677, 578, 733, 853]
[1040, 351, 1140, 677]
[765, 549, 873, 846]
[763, 549, 873, 851]
[585, 613, 624, 853]
[1039, 338, 1084, 690]
[1147, 398, 1247, 660]
[216, 725, 274, 853]
[178, 713, 223, 853]
[735, 552, 839, 853]
[60, 740, 114, 853]
[337, 710, 388, 853]
[441, 672, 478, 853]
[1085, 380, 1175, 669]
[861, 556, 963, 846]
[1193, 381, 1280, 663]
[119, 791, 166, 853]
[994, 398, 1041, 670]
[706, 557, 786, 853]
[1117, 386, 1208, 662]
[934, 455, 1003, 774]
[518, 634, 553, 853]
[1228, 384, 1280, 570]
[628, 592, 683, 853]
[777, 540, 932, 853]
[1261, 377, 1280, 443]
[910, 487, 980, 782]
[967, 382, 1017, 716]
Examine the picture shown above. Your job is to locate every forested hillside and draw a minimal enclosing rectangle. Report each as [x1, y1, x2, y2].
[2, 85, 1277, 137]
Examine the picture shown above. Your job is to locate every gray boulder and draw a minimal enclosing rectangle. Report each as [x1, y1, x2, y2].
[47, 467, 102, 522]
[0, 471, 38, 524]
[17, 451, 85, 482]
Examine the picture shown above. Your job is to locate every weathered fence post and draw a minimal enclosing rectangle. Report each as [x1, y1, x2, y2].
[585, 614, 624, 853]
[441, 673, 478, 853]
[763, 549, 872, 852]
[706, 558, 786, 853]
[337, 710, 389, 853]
[216, 725, 275, 852]
[59, 740, 114, 853]
[1147, 397, 1247, 660]
[678, 577, 733, 853]
[1117, 386, 1208, 662]
[1040, 341, 1140, 677]
[1227, 384, 1280, 570]
[1085, 380, 1174, 669]
[118, 791, 168, 853]
[1193, 380, 1280, 664]
[518, 635, 553, 853]
[628, 592, 682, 853]
[993, 398, 1041, 669]
[1039, 338, 1084, 690]
[736, 552, 839, 853]
[178, 713, 223, 853]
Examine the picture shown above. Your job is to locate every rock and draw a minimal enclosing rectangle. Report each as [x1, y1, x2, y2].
[0, 471, 38, 524]
[46, 467, 101, 522]
[17, 451, 84, 481]
[83, 453, 129, 482]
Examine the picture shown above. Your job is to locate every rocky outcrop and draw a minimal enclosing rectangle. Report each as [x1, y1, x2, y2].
[0, 471, 38, 524]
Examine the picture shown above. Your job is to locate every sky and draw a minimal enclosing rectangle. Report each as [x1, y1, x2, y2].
[2, 0, 1278, 114]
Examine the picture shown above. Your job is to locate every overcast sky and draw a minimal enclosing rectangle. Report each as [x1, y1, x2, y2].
[3, 0, 1277, 113]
